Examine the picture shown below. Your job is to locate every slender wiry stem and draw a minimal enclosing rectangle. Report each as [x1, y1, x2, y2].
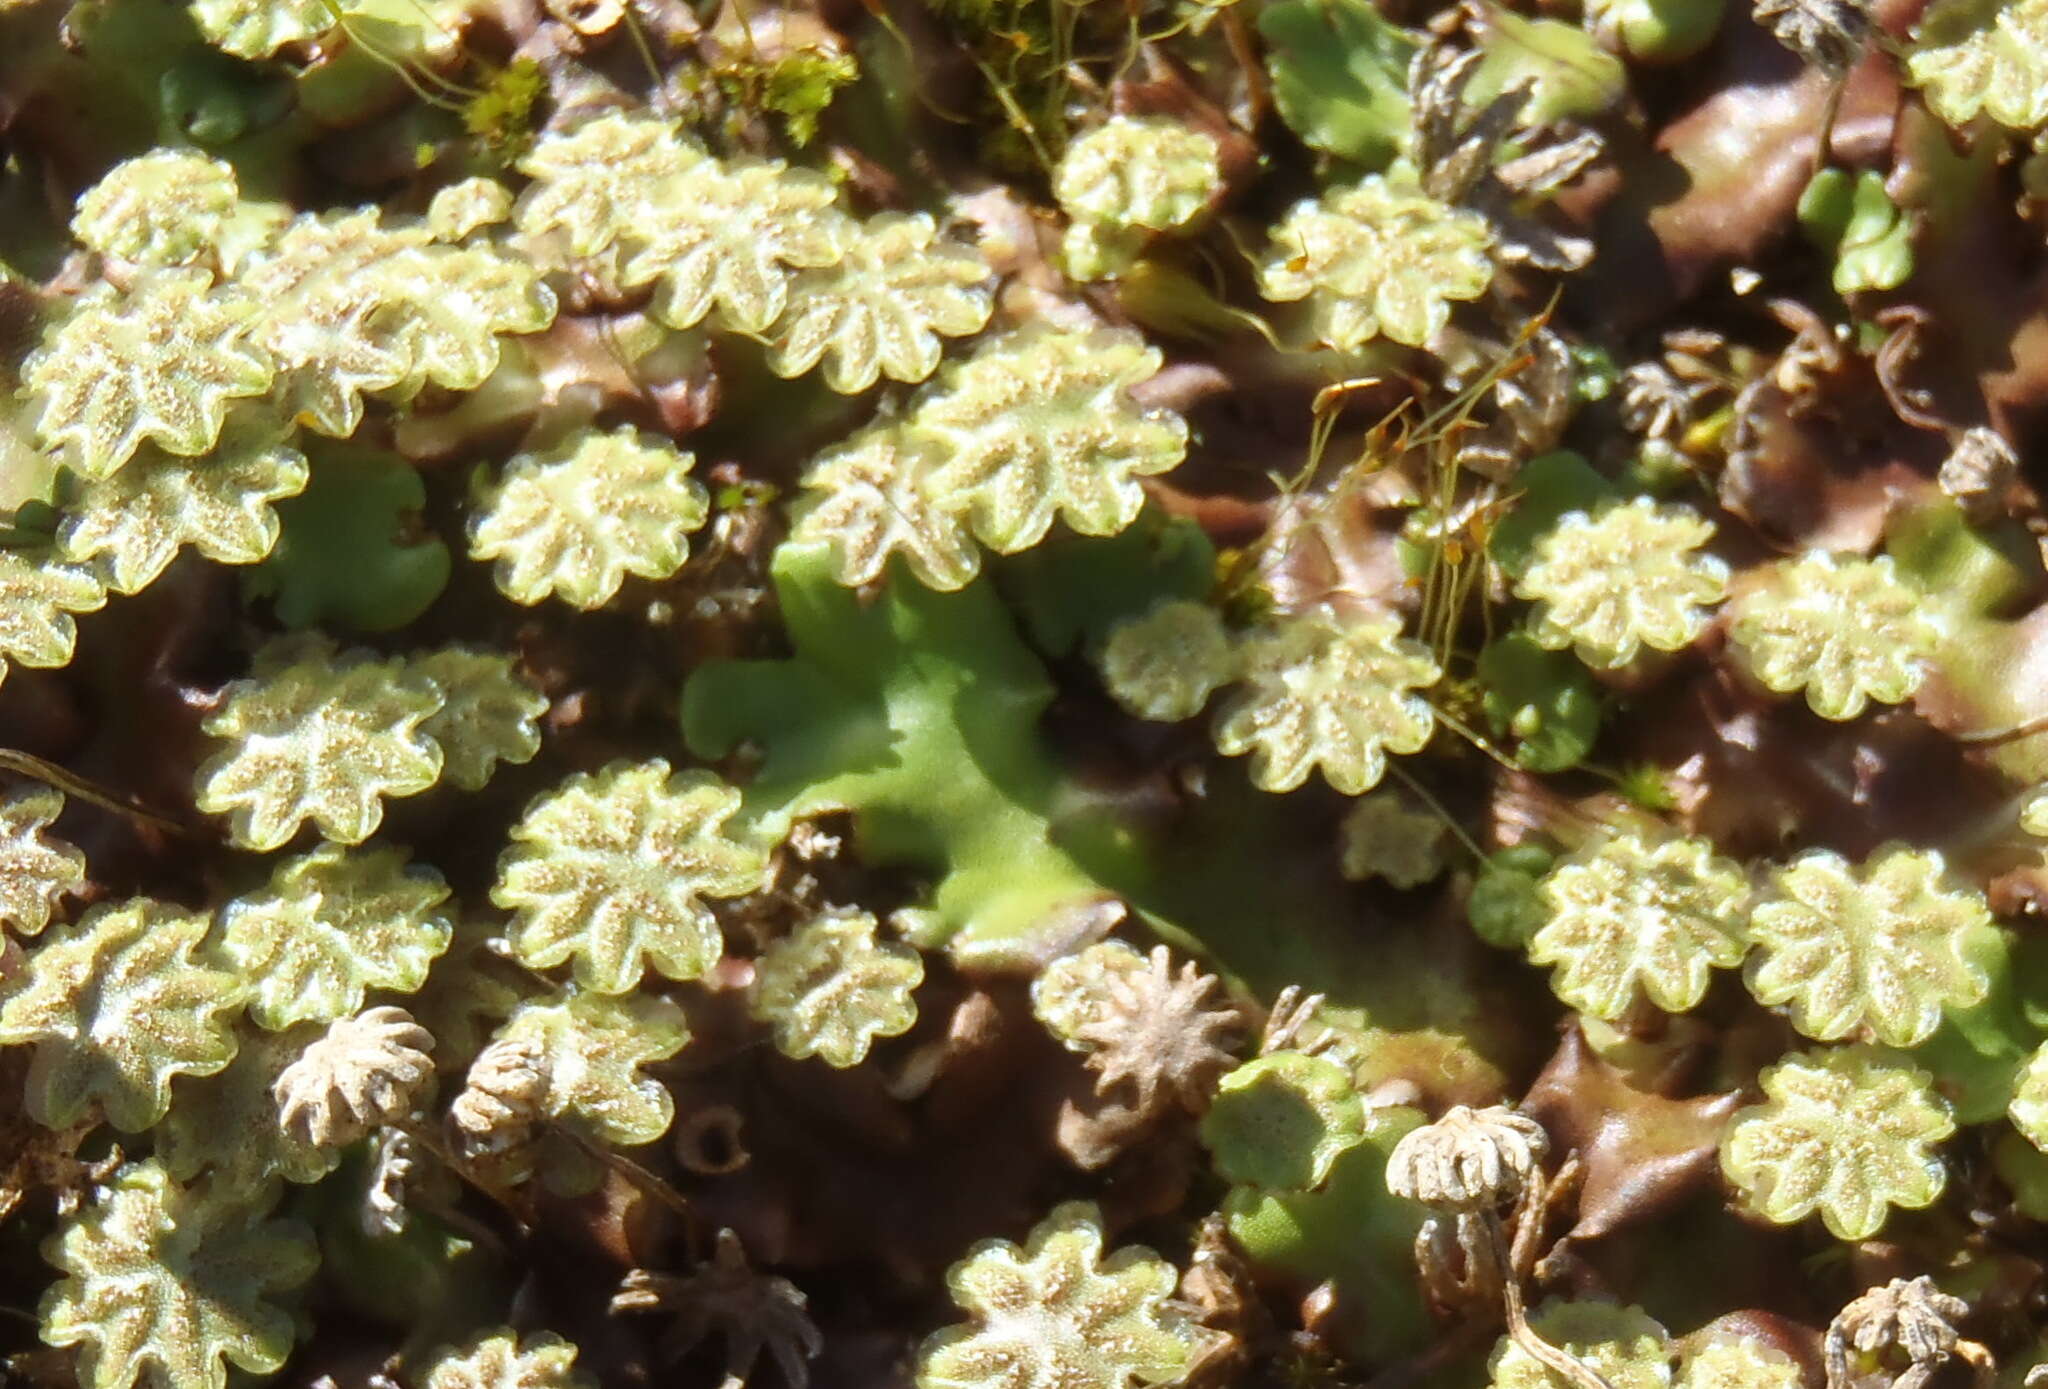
[0, 750, 192, 837]
[1387, 762, 1484, 861]
[1954, 710, 2048, 746]
[395, 1122, 523, 1230]
[1811, 75, 1846, 180]
[553, 1123, 694, 1221]
[1425, 705, 1520, 770]
[1480, 1209, 1616, 1389]
[617, 0, 669, 110]
[316, 0, 478, 108]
